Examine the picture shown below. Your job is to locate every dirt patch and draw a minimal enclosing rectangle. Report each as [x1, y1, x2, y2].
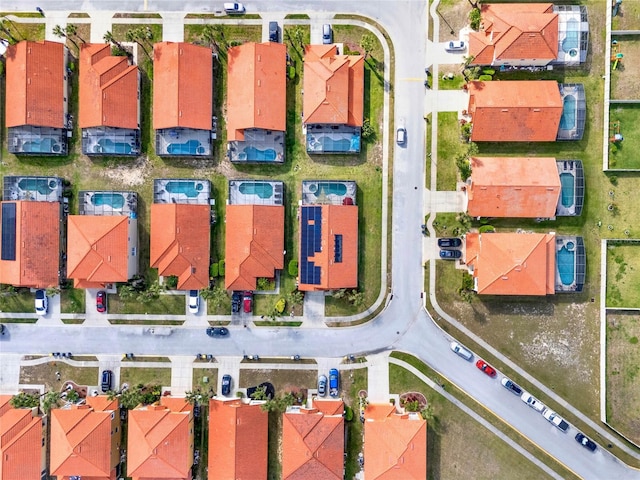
[239, 369, 317, 395]
[20, 361, 98, 393]
[610, 36, 640, 100]
[437, 0, 472, 42]
[100, 156, 153, 187]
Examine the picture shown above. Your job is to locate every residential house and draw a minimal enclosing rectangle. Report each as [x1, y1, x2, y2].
[0, 176, 65, 288]
[298, 181, 358, 291]
[5, 40, 69, 155]
[469, 3, 589, 67]
[364, 403, 427, 480]
[154, 42, 213, 157]
[282, 399, 344, 480]
[79, 43, 140, 156]
[466, 80, 585, 142]
[208, 399, 268, 480]
[150, 179, 212, 290]
[0, 395, 46, 480]
[227, 42, 286, 162]
[303, 45, 364, 154]
[67, 191, 138, 288]
[225, 180, 284, 291]
[50, 396, 121, 480]
[127, 397, 194, 480]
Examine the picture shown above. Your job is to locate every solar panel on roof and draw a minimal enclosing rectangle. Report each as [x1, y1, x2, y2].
[1, 203, 17, 261]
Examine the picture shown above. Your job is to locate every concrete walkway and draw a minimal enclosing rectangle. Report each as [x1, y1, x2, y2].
[366, 353, 390, 403]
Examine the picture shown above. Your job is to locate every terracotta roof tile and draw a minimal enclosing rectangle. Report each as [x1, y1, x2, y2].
[150, 204, 210, 290]
[364, 404, 427, 480]
[227, 42, 286, 141]
[208, 399, 268, 480]
[465, 232, 556, 295]
[153, 42, 213, 130]
[303, 45, 364, 126]
[467, 157, 560, 218]
[299, 205, 358, 291]
[67, 215, 131, 288]
[127, 398, 193, 479]
[0, 397, 43, 480]
[468, 81, 562, 142]
[79, 44, 139, 129]
[225, 205, 284, 291]
[5, 40, 66, 128]
[0, 201, 60, 288]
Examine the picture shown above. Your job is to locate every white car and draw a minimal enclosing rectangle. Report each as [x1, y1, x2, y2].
[450, 341, 473, 361]
[188, 290, 200, 314]
[396, 120, 406, 144]
[35, 289, 48, 316]
[446, 40, 466, 52]
[542, 408, 570, 432]
[520, 391, 545, 412]
[223, 2, 245, 14]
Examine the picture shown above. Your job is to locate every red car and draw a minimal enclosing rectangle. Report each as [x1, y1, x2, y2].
[475, 359, 496, 377]
[96, 291, 107, 313]
[243, 291, 253, 313]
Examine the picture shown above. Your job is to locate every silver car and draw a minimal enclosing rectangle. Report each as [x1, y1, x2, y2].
[450, 341, 473, 361]
[318, 375, 327, 397]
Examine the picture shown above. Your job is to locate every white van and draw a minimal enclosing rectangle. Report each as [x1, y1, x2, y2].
[224, 2, 245, 14]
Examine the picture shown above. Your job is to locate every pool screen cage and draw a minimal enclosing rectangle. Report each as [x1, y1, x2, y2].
[7, 126, 67, 155]
[572, 161, 585, 216]
[574, 237, 586, 292]
[78, 191, 138, 216]
[557, 83, 586, 141]
[554, 5, 589, 63]
[81, 127, 140, 156]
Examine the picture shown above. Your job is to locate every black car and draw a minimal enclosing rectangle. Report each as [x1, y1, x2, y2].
[101, 370, 113, 392]
[221, 374, 232, 396]
[440, 249, 462, 259]
[206, 327, 229, 337]
[0, 324, 5, 335]
[575, 433, 597, 452]
[269, 21, 279, 42]
[500, 377, 523, 396]
[438, 237, 462, 248]
[231, 291, 242, 313]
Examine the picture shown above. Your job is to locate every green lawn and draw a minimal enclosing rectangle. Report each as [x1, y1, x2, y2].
[0, 17, 45, 42]
[120, 366, 172, 388]
[612, 2, 640, 31]
[60, 288, 86, 314]
[606, 242, 640, 307]
[0, 289, 36, 314]
[609, 104, 640, 169]
[344, 368, 367, 479]
[107, 292, 186, 315]
[436, 112, 466, 191]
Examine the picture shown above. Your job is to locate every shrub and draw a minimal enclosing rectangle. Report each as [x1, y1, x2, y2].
[609, 175, 618, 186]
[275, 298, 286, 314]
[469, 8, 481, 30]
[345, 406, 354, 422]
[165, 275, 178, 289]
[482, 68, 495, 75]
[361, 118, 375, 141]
[288, 65, 295, 79]
[210, 263, 219, 278]
[288, 259, 299, 276]
[218, 259, 225, 276]
[478, 224, 495, 233]
[478, 74, 493, 81]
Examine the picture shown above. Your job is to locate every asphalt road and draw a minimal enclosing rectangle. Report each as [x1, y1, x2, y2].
[1, 1, 639, 478]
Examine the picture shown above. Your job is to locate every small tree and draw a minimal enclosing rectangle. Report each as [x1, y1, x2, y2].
[361, 118, 375, 141]
[274, 298, 286, 314]
[42, 391, 61, 413]
[10, 392, 40, 409]
[200, 286, 228, 311]
[286, 25, 305, 51]
[288, 260, 299, 276]
[136, 280, 164, 304]
[332, 288, 348, 300]
[360, 33, 375, 60]
[348, 290, 365, 308]
[469, 8, 482, 31]
[287, 289, 304, 306]
[250, 385, 268, 401]
[210, 263, 219, 278]
[66, 389, 80, 403]
[185, 389, 204, 405]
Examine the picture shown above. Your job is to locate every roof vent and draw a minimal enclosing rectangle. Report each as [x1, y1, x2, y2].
[501, 109, 508, 112]
[533, 109, 541, 112]
[257, 54, 261, 62]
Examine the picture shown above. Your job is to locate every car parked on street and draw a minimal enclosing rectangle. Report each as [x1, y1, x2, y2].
[96, 290, 107, 313]
[223, 2, 245, 14]
[440, 249, 462, 259]
[501, 377, 523, 396]
[101, 370, 113, 392]
[450, 341, 473, 361]
[221, 374, 232, 396]
[318, 375, 327, 397]
[438, 237, 462, 248]
[446, 40, 466, 51]
[520, 391, 545, 412]
[35, 289, 48, 316]
[243, 291, 253, 313]
[188, 290, 200, 313]
[269, 21, 279, 42]
[206, 327, 229, 338]
[475, 359, 497, 378]
[542, 408, 570, 432]
[575, 432, 597, 452]
[329, 368, 339, 397]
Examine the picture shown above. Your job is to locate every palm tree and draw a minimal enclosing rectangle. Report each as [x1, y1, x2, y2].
[53, 24, 79, 51]
[185, 389, 204, 405]
[65, 24, 85, 44]
[42, 391, 61, 414]
[202, 24, 218, 50]
[0, 19, 19, 43]
[200, 286, 227, 311]
[103, 31, 126, 53]
[125, 27, 151, 59]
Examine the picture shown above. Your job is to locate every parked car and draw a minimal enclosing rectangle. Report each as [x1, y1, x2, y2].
[501, 377, 523, 396]
[231, 291, 241, 313]
[101, 370, 113, 392]
[35, 289, 48, 316]
[396, 118, 406, 145]
[0, 324, 5, 335]
[329, 368, 339, 397]
[440, 249, 462, 259]
[520, 391, 545, 412]
[446, 40, 466, 51]
[322, 24, 332, 44]
[318, 375, 327, 397]
[206, 327, 229, 338]
[243, 291, 253, 313]
[475, 359, 497, 378]
[221, 374, 232, 396]
[96, 290, 107, 313]
[223, 2, 245, 14]
[269, 21, 279, 42]
[450, 341, 473, 361]
[438, 237, 462, 248]
[575, 432, 597, 452]
[188, 290, 200, 313]
[542, 408, 570, 432]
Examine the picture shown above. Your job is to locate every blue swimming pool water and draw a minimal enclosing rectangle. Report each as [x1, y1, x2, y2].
[18, 178, 56, 195]
[559, 173, 575, 208]
[91, 193, 125, 209]
[97, 139, 132, 155]
[239, 182, 274, 199]
[562, 19, 579, 53]
[167, 140, 204, 155]
[559, 95, 576, 130]
[316, 182, 347, 196]
[22, 138, 61, 153]
[243, 146, 277, 161]
[557, 245, 575, 286]
[165, 181, 203, 198]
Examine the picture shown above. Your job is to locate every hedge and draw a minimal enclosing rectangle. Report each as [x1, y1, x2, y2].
[210, 263, 219, 278]
[288, 260, 299, 276]
[219, 259, 225, 276]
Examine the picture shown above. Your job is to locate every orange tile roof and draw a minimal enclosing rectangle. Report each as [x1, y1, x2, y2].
[79, 44, 139, 129]
[225, 205, 284, 291]
[127, 398, 193, 480]
[299, 205, 358, 292]
[0, 201, 60, 288]
[282, 401, 344, 480]
[226, 42, 287, 141]
[0, 396, 43, 480]
[153, 42, 213, 131]
[303, 45, 364, 126]
[67, 215, 131, 288]
[150, 204, 210, 290]
[50, 404, 119, 480]
[467, 157, 560, 218]
[465, 232, 556, 295]
[468, 80, 562, 142]
[208, 399, 268, 480]
[364, 404, 427, 480]
[5, 40, 66, 128]
[469, 4, 558, 65]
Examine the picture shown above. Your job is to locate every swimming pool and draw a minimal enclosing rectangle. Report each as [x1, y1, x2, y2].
[167, 140, 205, 155]
[97, 139, 132, 155]
[18, 178, 57, 195]
[559, 173, 575, 208]
[557, 245, 575, 286]
[242, 146, 277, 161]
[559, 95, 576, 130]
[165, 181, 204, 198]
[313, 182, 348, 196]
[562, 19, 579, 53]
[22, 138, 61, 154]
[239, 182, 274, 199]
[91, 193, 125, 209]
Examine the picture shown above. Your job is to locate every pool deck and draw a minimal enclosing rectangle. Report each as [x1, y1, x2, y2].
[557, 84, 586, 141]
[554, 235, 584, 292]
[305, 124, 361, 154]
[79, 191, 138, 216]
[156, 128, 212, 157]
[228, 180, 284, 206]
[82, 127, 140, 156]
[302, 180, 357, 206]
[228, 128, 285, 163]
[7, 126, 67, 155]
[153, 179, 212, 205]
[3, 176, 64, 202]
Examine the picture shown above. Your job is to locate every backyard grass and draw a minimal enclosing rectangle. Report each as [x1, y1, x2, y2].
[606, 242, 640, 307]
[119, 366, 171, 389]
[20, 361, 99, 392]
[608, 103, 640, 169]
[612, 2, 640, 31]
[606, 311, 640, 444]
[436, 112, 466, 191]
[609, 36, 640, 100]
[344, 367, 367, 479]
